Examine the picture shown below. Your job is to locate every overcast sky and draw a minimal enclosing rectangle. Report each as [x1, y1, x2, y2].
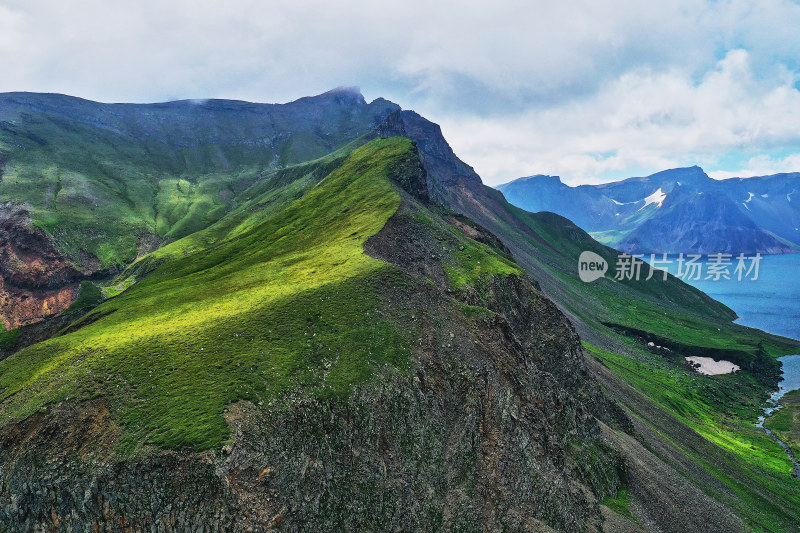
[2, 0, 800, 186]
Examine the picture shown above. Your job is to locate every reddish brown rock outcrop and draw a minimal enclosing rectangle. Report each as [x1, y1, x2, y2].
[0, 203, 84, 328]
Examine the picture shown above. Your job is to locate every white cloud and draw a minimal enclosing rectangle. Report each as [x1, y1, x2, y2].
[442, 50, 800, 185]
[708, 154, 800, 180]
[0, 6, 25, 51]
[1, 1, 800, 183]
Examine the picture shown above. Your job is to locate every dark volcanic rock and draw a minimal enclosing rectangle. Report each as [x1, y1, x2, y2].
[371, 110, 482, 204]
[0, 203, 88, 328]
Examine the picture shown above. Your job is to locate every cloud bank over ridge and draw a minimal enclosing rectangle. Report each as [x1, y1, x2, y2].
[1, 0, 799, 184]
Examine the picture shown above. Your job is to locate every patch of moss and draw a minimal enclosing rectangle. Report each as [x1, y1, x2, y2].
[459, 304, 496, 321]
[0, 326, 20, 351]
[65, 281, 103, 315]
[602, 489, 636, 522]
[443, 239, 520, 291]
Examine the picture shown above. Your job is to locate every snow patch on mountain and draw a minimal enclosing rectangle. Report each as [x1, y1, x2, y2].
[639, 188, 666, 210]
[611, 198, 637, 206]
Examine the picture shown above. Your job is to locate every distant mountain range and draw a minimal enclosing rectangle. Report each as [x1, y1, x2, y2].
[497, 166, 800, 254]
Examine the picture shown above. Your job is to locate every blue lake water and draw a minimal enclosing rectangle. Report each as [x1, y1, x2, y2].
[652, 253, 800, 341]
[775, 355, 800, 397]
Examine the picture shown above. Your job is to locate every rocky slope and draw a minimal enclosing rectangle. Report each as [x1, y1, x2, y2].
[498, 167, 800, 254]
[371, 110, 800, 531]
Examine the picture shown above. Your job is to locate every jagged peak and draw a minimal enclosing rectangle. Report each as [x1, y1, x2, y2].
[368, 109, 483, 204]
[297, 86, 367, 106]
[598, 165, 710, 189]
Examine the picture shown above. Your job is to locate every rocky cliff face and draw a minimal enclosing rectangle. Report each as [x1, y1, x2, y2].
[370, 110, 483, 204]
[0, 293, 624, 533]
[0, 204, 86, 329]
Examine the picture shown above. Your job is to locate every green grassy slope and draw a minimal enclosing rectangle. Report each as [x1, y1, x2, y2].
[588, 342, 800, 531]
[0, 91, 397, 269]
[0, 138, 417, 451]
[586, 343, 793, 474]
[121, 148, 354, 281]
[0, 136, 532, 454]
